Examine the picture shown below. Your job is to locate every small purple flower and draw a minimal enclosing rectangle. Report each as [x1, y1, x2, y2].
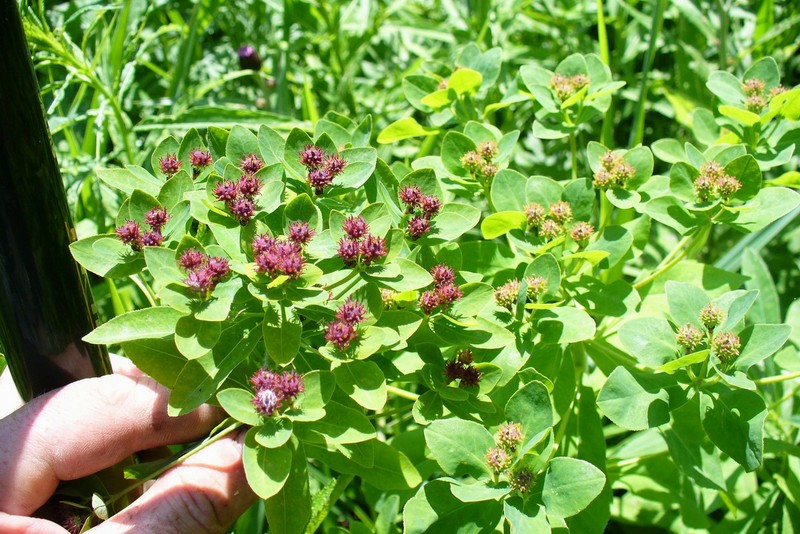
[145, 207, 169, 231]
[159, 154, 182, 178]
[185, 268, 215, 296]
[430, 264, 456, 287]
[299, 144, 326, 170]
[360, 234, 387, 266]
[436, 283, 463, 308]
[324, 154, 347, 176]
[254, 250, 280, 275]
[398, 185, 423, 210]
[308, 168, 334, 195]
[178, 248, 205, 271]
[206, 256, 230, 279]
[140, 230, 164, 248]
[419, 290, 440, 315]
[213, 180, 239, 203]
[336, 298, 366, 325]
[279, 249, 305, 279]
[459, 365, 482, 387]
[288, 221, 315, 245]
[325, 320, 358, 350]
[278, 371, 305, 399]
[338, 237, 361, 266]
[241, 153, 264, 175]
[343, 215, 369, 240]
[238, 174, 263, 199]
[420, 195, 442, 218]
[249, 368, 305, 417]
[485, 447, 512, 473]
[497, 422, 524, 452]
[238, 45, 263, 71]
[230, 197, 256, 225]
[407, 216, 431, 240]
[189, 149, 212, 173]
[252, 233, 276, 255]
[115, 220, 142, 251]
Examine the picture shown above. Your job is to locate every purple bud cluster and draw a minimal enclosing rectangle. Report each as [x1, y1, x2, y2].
[298, 145, 348, 195]
[249, 368, 304, 417]
[115, 206, 169, 252]
[398, 184, 441, 240]
[460, 141, 499, 184]
[741, 77, 784, 113]
[158, 154, 182, 178]
[549, 73, 590, 101]
[212, 154, 265, 225]
[189, 148, 213, 178]
[325, 298, 367, 351]
[593, 150, 635, 189]
[485, 420, 527, 484]
[523, 200, 587, 243]
[444, 349, 481, 387]
[693, 161, 741, 202]
[336, 216, 388, 267]
[252, 221, 314, 279]
[418, 264, 463, 315]
[177, 248, 230, 298]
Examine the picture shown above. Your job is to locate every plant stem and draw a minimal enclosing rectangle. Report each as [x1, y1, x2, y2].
[130, 274, 158, 307]
[633, 225, 710, 290]
[629, 0, 668, 147]
[569, 131, 579, 181]
[756, 371, 800, 386]
[386, 385, 419, 401]
[716, 0, 728, 70]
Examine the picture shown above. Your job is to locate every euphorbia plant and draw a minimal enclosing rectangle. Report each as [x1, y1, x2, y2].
[68, 55, 800, 533]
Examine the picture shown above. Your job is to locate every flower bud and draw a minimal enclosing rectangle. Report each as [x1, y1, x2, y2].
[460, 150, 483, 173]
[712, 332, 741, 363]
[569, 221, 594, 244]
[524, 203, 545, 228]
[485, 447, 512, 473]
[495, 279, 520, 310]
[525, 275, 548, 301]
[676, 323, 705, 353]
[477, 141, 499, 161]
[716, 174, 742, 199]
[238, 45, 263, 71]
[742, 78, 765, 97]
[497, 422, 524, 452]
[548, 201, 573, 225]
[539, 219, 561, 240]
[700, 303, 725, 331]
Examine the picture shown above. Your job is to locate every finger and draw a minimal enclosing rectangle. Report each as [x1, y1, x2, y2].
[92, 433, 255, 534]
[0, 372, 223, 515]
[0, 512, 68, 534]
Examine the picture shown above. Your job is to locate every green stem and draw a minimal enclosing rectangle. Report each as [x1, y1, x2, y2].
[324, 268, 359, 293]
[569, 132, 578, 181]
[596, 0, 610, 65]
[130, 274, 157, 307]
[629, 0, 668, 147]
[756, 371, 800, 386]
[633, 224, 711, 290]
[716, 0, 728, 69]
[106, 420, 242, 505]
[386, 385, 419, 401]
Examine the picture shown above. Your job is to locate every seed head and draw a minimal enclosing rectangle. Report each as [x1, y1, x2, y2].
[548, 201, 573, 224]
[712, 332, 741, 363]
[299, 145, 326, 170]
[240, 153, 264, 175]
[477, 141, 499, 161]
[407, 216, 431, 240]
[676, 323, 705, 353]
[700, 303, 725, 331]
[288, 221, 315, 245]
[336, 298, 366, 325]
[525, 275, 548, 301]
[325, 320, 358, 350]
[159, 154, 182, 178]
[550, 74, 575, 101]
[497, 422, 524, 452]
[430, 264, 456, 287]
[342, 215, 369, 240]
[399, 185, 423, 210]
[456, 349, 474, 364]
[569, 221, 594, 244]
[524, 203, 545, 228]
[495, 279, 520, 310]
[485, 447, 512, 473]
[539, 219, 562, 240]
[360, 234, 388, 266]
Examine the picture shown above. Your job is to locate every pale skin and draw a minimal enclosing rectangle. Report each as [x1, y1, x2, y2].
[0, 357, 256, 533]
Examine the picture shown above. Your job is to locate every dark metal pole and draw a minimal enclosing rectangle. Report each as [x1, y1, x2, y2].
[0, 1, 111, 401]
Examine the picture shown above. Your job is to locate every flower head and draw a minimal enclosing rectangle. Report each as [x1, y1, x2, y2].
[716, 175, 742, 199]
[206, 256, 230, 279]
[336, 298, 366, 325]
[213, 180, 239, 203]
[419, 290, 440, 315]
[525, 276, 548, 301]
[524, 203, 545, 228]
[539, 219, 562, 240]
[240, 153, 264, 175]
[249, 368, 304, 417]
[337, 237, 361, 266]
[399, 185, 423, 210]
[593, 169, 613, 189]
[325, 321, 358, 350]
[360, 234, 387, 265]
[178, 248, 205, 271]
[550, 74, 576, 101]
[230, 197, 256, 225]
[324, 154, 347, 176]
[745, 95, 767, 113]
[407, 216, 431, 240]
[497, 422, 524, 452]
[430, 264, 456, 287]
[700, 303, 725, 331]
[460, 150, 483, 173]
[420, 195, 442, 218]
[238, 45, 263, 71]
[495, 279, 520, 310]
[343, 216, 369, 240]
[485, 447, 512, 473]
[140, 230, 164, 248]
[510, 469, 535, 494]
[548, 201, 573, 225]
[145, 207, 169, 231]
[308, 168, 334, 195]
[238, 174, 263, 198]
[437, 283, 463, 309]
[477, 141, 499, 161]
[712, 332, 741, 363]
[569, 221, 594, 244]
[693, 174, 717, 202]
[189, 149, 212, 174]
[299, 144, 326, 170]
[115, 220, 142, 251]
[742, 78, 765, 97]
[159, 154, 182, 178]
[676, 323, 705, 353]
[288, 221, 315, 245]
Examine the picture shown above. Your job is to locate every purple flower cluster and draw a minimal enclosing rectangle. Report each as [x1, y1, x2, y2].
[159, 154, 182, 178]
[250, 368, 304, 417]
[325, 298, 367, 351]
[177, 248, 230, 298]
[189, 148, 213, 178]
[336, 216, 387, 267]
[418, 263, 463, 315]
[298, 144, 347, 195]
[522, 200, 585, 242]
[212, 154, 265, 225]
[444, 349, 481, 387]
[693, 161, 742, 202]
[252, 221, 314, 279]
[115, 207, 169, 252]
[460, 141, 499, 184]
[398, 184, 441, 240]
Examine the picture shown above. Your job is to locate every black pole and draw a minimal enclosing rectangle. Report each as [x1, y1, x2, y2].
[0, 1, 111, 401]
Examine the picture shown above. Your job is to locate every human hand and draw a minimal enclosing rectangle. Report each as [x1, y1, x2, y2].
[0, 357, 256, 533]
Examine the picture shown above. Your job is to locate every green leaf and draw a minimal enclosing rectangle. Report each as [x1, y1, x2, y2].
[255, 418, 294, 448]
[364, 258, 433, 292]
[619, 317, 679, 367]
[243, 428, 292, 499]
[505, 380, 553, 452]
[543, 457, 606, 519]
[741, 247, 781, 324]
[264, 440, 311, 534]
[70, 235, 145, 278]
[332, 147, 378, 191]
[644, 196, 703, 235]
[657, 350, 709, 374]
[706, 71, 745, 105]
[333, 360, 387, 411]
[120, 337, 187, 389]
[585, 225, 633, 269]
[417, 203, 481, 245]
[449, 68, 483, 95]
[97, 166, 162, 197]
[441, 131, 477, 177]
[491, 169, 529, 211]
[717, 187, 800, 233]
[726, 154, 762, 201]
[504, 499, 549, 533]
[175, 315, 221, 359]
[294, 401, 375, 444]
[597, 366, 672, 430]
[217, 388, 261, 426]
[666, 281, 709, 329]
[743, 57, 780, 90]
[537, 307, 596, 344]
[262, 304, 302, 365]
[424, 418, 495, 478]
[84, 307, 184, 344]
[377, 117, 439, 143]
[700, 386, 767, 471]
[429, 316, 515, 350]
[403, 480, 504, 534]
[481, 211, 527, 240]
[734, 324, 792, 371]
[719, 105, 761, 127]
[225, 125, 260, 169]
[294, 370, 336, 412]
[151, 136, 180, 180]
